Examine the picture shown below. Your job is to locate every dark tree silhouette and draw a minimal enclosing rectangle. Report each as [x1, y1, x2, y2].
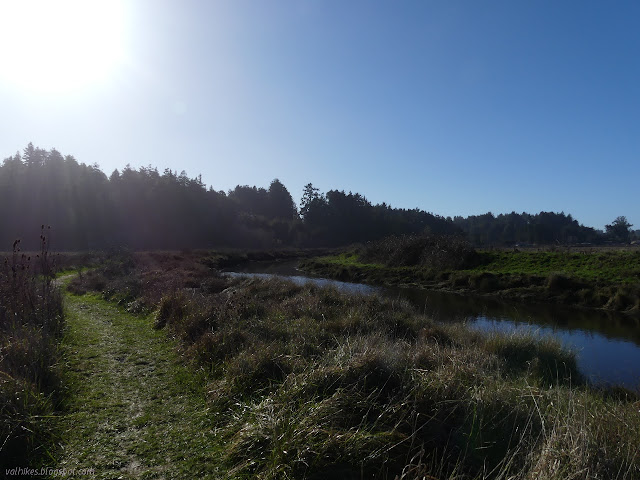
[267, 179, 297, 220]
[300, 183, 321, 219]
[605, 216, 633, 243]
[453, 211, 603, 246]
[299, 185, 461, 246]
[0, 144, 608, 250]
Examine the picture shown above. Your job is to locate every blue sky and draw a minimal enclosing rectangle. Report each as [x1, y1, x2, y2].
[1, 1, 638, 230]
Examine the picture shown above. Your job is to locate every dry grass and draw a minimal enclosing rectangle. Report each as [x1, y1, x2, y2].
[73, 251, 640, 479]
[0, 233, 64, 469]
[360, 234, 479, 270]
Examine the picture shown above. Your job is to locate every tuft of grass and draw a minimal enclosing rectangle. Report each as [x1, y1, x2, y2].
[484, 332, 582, 386]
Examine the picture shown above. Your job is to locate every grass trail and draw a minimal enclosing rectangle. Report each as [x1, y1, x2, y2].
[56, 293, 222, 479]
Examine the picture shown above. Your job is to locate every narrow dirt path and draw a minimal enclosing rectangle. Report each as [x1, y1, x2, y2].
[56, 293, 222, 479]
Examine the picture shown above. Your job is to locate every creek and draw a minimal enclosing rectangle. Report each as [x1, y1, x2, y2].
[225, 260, 640, 390]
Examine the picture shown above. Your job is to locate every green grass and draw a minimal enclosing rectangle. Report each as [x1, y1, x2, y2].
[320, 252, 381, 268]
[55, 293, 224, 479]
[467, 250, 640, 285]
[154, 277, 640, 479]
[59, 252, 640, 479]
[301, 249, 640, 313]
[311, 250, 640, 286]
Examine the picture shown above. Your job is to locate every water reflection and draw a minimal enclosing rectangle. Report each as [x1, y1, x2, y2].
[388, 286, 640, 344]
[225, 260, 640, 389]
[225, 271, 378, 296]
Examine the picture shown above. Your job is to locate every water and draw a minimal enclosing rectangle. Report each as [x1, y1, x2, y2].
[224, 272, 378, 296]
[225, 260, 640, 390]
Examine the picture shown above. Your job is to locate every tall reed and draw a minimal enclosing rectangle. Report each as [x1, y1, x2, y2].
[0, 228, 63, 469]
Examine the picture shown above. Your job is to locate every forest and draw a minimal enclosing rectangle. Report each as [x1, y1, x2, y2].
[0, 144, 634, 250]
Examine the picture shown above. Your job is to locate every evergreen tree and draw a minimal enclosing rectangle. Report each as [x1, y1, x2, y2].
[606, 216, 633, 243]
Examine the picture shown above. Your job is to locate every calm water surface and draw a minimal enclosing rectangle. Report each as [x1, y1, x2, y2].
[226, 260, 640, 390]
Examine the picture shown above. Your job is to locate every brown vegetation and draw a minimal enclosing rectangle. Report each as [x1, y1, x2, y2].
[69, 251, 640, 479]
[0, 232, 64, 469]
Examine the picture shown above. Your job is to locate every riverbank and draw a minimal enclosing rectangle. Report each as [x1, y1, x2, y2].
[202, 247, 337, 269]
[64, 251, 640, 479]
[299, 249, 640, 315]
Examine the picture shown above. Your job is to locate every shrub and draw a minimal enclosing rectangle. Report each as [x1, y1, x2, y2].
[360, 234, 479, 271]
[546, 272, 583, 292]
[468, 272, 503, 293]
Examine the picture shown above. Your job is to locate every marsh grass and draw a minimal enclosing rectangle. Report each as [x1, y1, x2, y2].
[474, 249, 640, 284]
[0, 230, 63, 469]
[302, 248, 640, 314]
[360, 234, 479, 270]
[74, 251, 640, 479]
[183, 280, 638, 479]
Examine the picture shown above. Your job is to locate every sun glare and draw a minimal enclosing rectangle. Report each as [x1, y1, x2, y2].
[0, 0, 126, 94]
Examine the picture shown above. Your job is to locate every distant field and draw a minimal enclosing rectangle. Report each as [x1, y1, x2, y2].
[305, 247, 640, 285]
[300, 247, 640, 313]
[468, 249, 640, 285]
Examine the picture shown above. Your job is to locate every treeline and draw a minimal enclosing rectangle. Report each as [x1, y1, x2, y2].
[0, 144, 628, 250]
[453, 211, 605, 246]
[299, 183, 459, 246]
[0, 144, 458, 250]
[0, 144, 298, 249]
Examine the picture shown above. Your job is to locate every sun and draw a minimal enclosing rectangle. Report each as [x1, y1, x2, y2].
[0, 0, 127, 94]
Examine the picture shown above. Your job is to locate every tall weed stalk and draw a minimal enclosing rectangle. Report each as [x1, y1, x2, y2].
[0, 228, 63, 469]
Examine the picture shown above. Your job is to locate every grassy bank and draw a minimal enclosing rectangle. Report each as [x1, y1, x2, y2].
[202, 247, 336, 269]
[67, 251, 640, 479]
[300, 246, 640, 314]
